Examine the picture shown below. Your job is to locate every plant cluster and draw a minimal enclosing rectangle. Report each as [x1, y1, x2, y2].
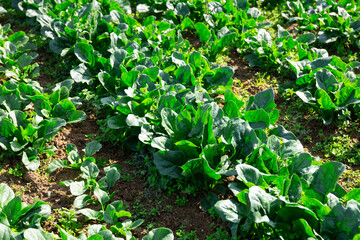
[4, 0, 360, 239]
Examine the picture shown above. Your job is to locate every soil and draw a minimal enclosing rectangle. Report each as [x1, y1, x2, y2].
[0, 107, 226, 238]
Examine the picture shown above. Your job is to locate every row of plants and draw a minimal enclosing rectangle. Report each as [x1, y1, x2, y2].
[130, 0, 360, 125]
[0, 6, 175, 239]
[9, 0, 360, 239]
[0, 12, 86, 170]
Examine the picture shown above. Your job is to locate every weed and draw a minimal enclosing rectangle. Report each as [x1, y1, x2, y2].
[340, 169, 360, 191]
[54, 208, 84, 235]
[176, 225, 199, 240]
[206, 226, 231, 240]
[175, 196, 189, 207]
[7, 163, 25, 177]
[122, 172, 135, 182]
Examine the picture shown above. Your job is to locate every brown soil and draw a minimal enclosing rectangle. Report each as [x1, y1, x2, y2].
[0, 109, 226, 238]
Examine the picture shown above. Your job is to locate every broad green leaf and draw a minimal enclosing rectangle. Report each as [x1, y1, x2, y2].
[243, 109, 270, 129]
[3, 196, 22, 222]
[214, 199, 245, 223]
[297, 33, 316, 44]
[70, 181, 88, 196]
[288, 153, 312, 175]
[70, 63, 93, 84]
[143, 228, 174, 240]
[153, 151, 186, 179]
[174, 2, 190, 18]
[335, 86, 360, 108]
[247, 186, 283, 224]
[84, 141, 102, 157]
[23, 229, 53, 240]
[292, 219, 317, 238]
[73, 194, 92, 209]
[67, 110, 86, 124]
[77, 208, 102, 220]
[0, 223, 15, 240]
[0, 184, 14, 209]
[46, 159, 68, 174]
[222, 118, 259, 159]
[223, 100, 239, 119]
[322, 200, 360, 237]
[194, 22, 211, 45]
[22, 152, 40, 171]
[315, 69, 339, 93]
[81, 160, 99, 179]
[98, 71, 117, 95]
[175, 140, 199, 158]
[94, 186, 110, 207]
[246, 88, 276, 113]
[74, 42, 95, 66]
[287, 174, 302, 202]
[310, 57, 332, 70]
[277, 205, 319, 227]
[181, 157, 221, 180]
[105, 166, 121, 189]
[311, 161, 345, 196]
[236, 164, 267, 187]
[316, 89, 337, 109]
[344, 189, 360, 202]
[107, 115, 127, 129]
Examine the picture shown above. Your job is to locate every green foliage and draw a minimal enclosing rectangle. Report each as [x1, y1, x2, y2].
[11, 0, 360, 239]
[0, 183, 51, 238]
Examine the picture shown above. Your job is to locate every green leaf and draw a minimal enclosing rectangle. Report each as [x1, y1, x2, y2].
[310, 161, 345, 197]
[243, 109, 270, 129]
[94, 186, 110, 207]
[0, 223, 15, 240]
[344, 189, 360, 202]
[153, 151, 186, 179]
[67, 110, 86, 124]
[214, 199, 245, 223]
[194, 22, 211, 45]
[222, 118, 259, 159]
[73, 194, 92, 209]
[174, 2, 190, 18]
[4, 196, 22, 222]
[310, 57, 332, 70]
[288, 153, 312, 175]
[315, 69, 339, 93]
[81, 160, 100, 179]
[0, 183, 14, 209]
[70, 181, 88, 196]
[205, 67, 234, 90]
[247, 186, 282, 225]
[77, 208, 102, 220]
[181, 158, 221, 180]
[22, 152, 40, 171]
[246, 88, 276, 113]
[297, 33, 316, 44]
[223, 100, 239, 118]
[23, 229, 53, 240]
[292, 219, 317, 238]
[105, 166, 121, 189]
[175, 140, 199, 158]
[322, 200, 360, 237]
[143, 228, 174, 240]
[98, 71, 117, 95]
[74, 42, 95, 66]
[287, 174, 302, 202]
[236, 164, 267, 187]
[70, 63, 93, 84]
[84, 141, 102, 157]
[107, 115, 127, 129]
